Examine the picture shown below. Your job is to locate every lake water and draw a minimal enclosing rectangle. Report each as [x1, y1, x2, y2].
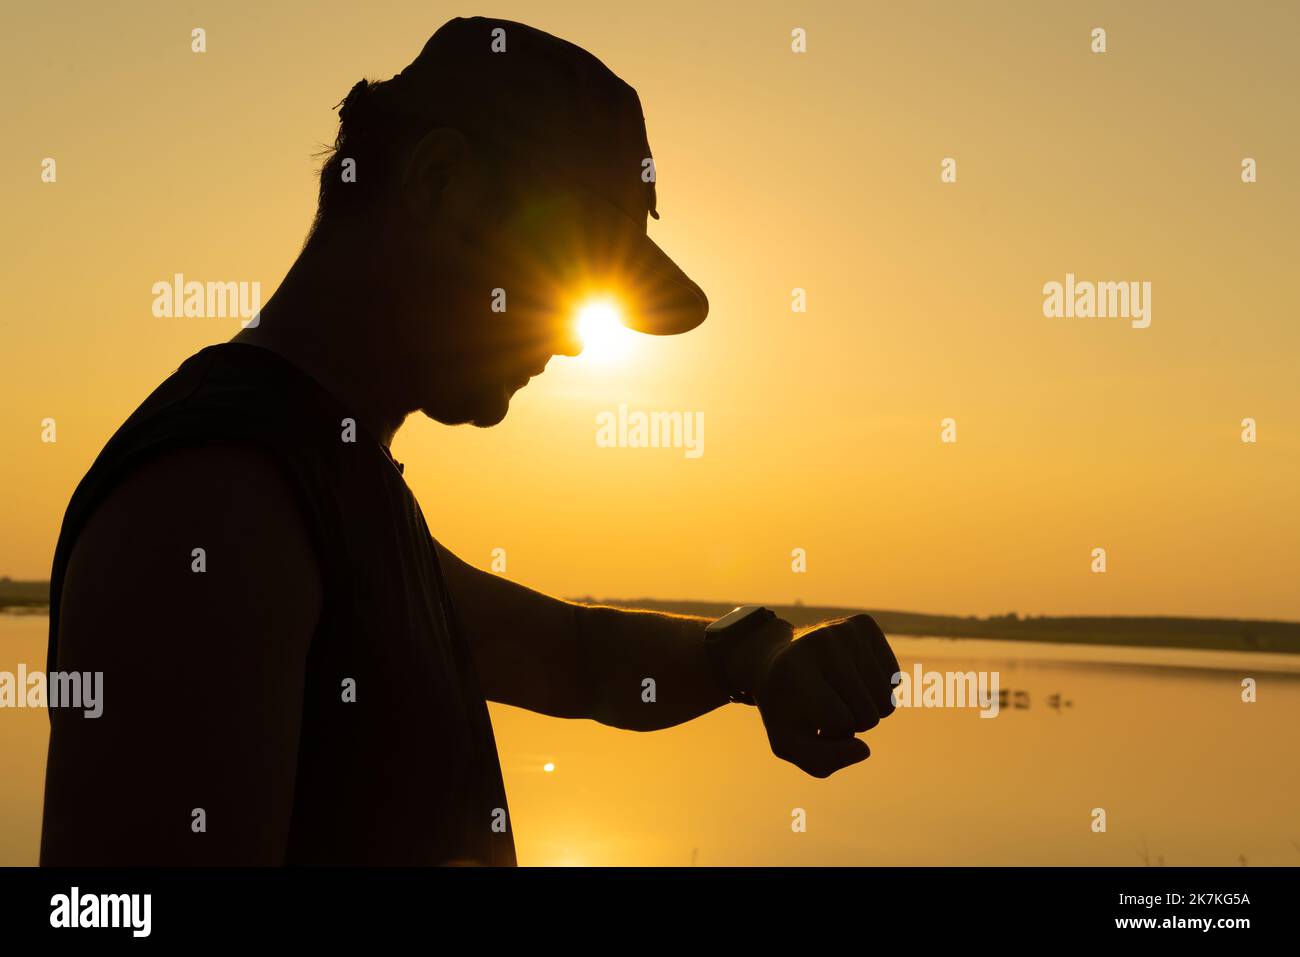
[3, 613, 1297, 866]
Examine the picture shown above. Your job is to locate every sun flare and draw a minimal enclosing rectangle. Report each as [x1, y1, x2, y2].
[575, 298, 634, 362]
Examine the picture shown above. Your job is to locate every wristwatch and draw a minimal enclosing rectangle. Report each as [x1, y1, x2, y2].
[704, 605, 787, 705]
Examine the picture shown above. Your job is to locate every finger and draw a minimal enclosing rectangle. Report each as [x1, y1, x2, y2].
[819, 636, 881, 732]
[849, 629, 897, 719]
[804, 676, 858, 738]
[777, 732, 870, 779]
[856, 614, 901, 677]
[773, 644, 860, 737]
[852, 616, 902, 716]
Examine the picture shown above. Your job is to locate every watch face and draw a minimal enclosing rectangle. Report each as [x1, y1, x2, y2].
[707, 605, 764, 634]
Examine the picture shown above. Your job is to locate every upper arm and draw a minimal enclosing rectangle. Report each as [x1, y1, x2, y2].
[41, 442, 322, 865]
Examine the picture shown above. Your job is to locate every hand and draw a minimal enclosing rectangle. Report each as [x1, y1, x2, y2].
[753, 614, 900, 778]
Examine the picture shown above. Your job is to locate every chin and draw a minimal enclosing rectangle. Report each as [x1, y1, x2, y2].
[469, 403, 509, 428]
[475, 383, 524, 427]
[425, 385, 513, 428]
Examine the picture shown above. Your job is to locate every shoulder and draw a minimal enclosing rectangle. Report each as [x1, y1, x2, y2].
[57, 441, 322, 662]
[45, 440, 320, 864]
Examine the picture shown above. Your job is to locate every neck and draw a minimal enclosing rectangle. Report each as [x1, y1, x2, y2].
[233, 228, 411, 446]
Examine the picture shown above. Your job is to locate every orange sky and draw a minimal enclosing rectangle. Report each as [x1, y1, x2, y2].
[2, 0, 1297, 619]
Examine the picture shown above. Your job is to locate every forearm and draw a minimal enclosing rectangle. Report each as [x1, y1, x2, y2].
[437, 543, 791, 726]
[574, 603, 798, 730]
[571, 603, 723, 729]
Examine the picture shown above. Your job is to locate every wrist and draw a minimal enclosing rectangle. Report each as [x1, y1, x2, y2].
[710, 613, 793, 704]
[725, 617, 792, 696]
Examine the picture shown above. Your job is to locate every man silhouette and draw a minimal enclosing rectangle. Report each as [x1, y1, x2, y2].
[41, 16, 898, 865]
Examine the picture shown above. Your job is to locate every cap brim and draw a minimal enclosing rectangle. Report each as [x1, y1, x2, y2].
[621, 234, 709, 336]
[490, 185, 708, 336]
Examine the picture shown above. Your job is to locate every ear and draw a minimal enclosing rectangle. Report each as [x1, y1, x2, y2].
[400, 127, 470, 224]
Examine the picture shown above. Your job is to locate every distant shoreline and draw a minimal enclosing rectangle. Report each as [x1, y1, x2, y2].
[4, 580, 1297, 655]
[579, 598, 1300, 656]
[0, 580, 49, 612]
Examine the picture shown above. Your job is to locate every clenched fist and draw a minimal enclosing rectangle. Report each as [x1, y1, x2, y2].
[752, 614, 901, 778]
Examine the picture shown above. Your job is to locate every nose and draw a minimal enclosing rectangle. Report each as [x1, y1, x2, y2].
[553, 319, 584, 358]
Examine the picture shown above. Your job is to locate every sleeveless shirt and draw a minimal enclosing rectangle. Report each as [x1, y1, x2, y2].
[43, 342, 517, 865]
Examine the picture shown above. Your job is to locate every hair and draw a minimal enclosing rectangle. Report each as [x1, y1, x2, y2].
[306, 78, 525, 245]
[306, 79, 424, 240]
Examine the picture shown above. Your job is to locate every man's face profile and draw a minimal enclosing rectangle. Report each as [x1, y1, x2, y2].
[394, 127, 600, 428]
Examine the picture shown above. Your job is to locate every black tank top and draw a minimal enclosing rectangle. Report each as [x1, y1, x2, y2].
[44, 342, 517, 865]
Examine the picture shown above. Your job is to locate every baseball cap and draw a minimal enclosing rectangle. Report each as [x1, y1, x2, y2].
[369, 16, 708, 336]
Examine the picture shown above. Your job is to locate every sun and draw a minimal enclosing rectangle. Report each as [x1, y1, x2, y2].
[575, 298, 634, 362]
